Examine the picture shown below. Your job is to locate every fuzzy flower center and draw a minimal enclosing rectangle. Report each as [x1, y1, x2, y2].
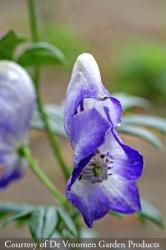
[79, 151, 113, 183]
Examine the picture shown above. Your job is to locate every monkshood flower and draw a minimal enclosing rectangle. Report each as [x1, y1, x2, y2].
[64, 53, 143, 227]
[0, 61, 35, 188]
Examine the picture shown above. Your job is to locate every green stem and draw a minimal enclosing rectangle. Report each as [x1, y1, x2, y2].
[27, 0, 69, 180]
[20, 146, 66, 206]
[35, 86, 69, 180]
[28, 0, 39, 42]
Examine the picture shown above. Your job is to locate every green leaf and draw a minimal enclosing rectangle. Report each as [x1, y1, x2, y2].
[51, 231, 61, 238]
[61, 228, 75, 238]
[138, 198, 164, 228]
[1, 211, 31, 228]
[118, 124, 163, 149]
[113, 93, 151, 111]
[0, 211, 8, 219]
[29, 206, 57, 239]
[0, 30, 25, 60]
[57, 208, 77, 237]
[31, 104, 66, 137]
[0, 202, 34, 214]
[122, 115, 166, 134]
[17, 42, 65, 67]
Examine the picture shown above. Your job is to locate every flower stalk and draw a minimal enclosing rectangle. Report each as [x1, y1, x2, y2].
[19, 146, 66, 206]
[27, 0, 69, 180]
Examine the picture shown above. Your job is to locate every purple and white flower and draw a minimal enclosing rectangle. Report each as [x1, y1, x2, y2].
[64, 53, 143, 227]
[0, 61, 35, 188]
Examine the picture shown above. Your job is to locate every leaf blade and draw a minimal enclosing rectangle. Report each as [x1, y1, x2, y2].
[0, 202, 34, 214]
[138, 198, 164, 228]
[113, 93, 151, 111]
[29, 206, 57, 239]
[122, 115, 166, 134]
[1, 211, 31, 228]
[17, 42, 65, 67]
[118, 124, 163, 149]
[57, 208, 77, 237]
[0, 30, 25, 60]
[31, 104, 66, 137]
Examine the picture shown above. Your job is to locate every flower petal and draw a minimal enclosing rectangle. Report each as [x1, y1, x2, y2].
[66, 175, 141, 227]
[66, 179, 110, 227]
[103, 175, 141, 214]
[83, 96, 122, 127]
[0, 61, 35, 146]
[68, 108, 110, 188]
[109, 96, 122, 127]
[0, 61, 35, 188]
[64, 53, 104, 135]
[64, 53, 122, 137]
[99, 130, 143, 180]
[0, 153, 27, 188]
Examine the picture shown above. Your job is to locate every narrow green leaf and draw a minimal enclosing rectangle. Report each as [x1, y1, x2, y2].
[29, 206, 57, 239]
[118, 124, 163, 149]
[113, 93, 151, 111]
[0, 202, 34, 214]
[57, 208, 77, 237]
[123, 115, 166, 134]
[0, 30, 25, 60]
[61, 228, 75, 238]
[137, 198, 164, 228]
[31, 104, 66, 137]
[17, 42, 65, 67]
[1, 211, 31, 228]
[51, 231, 61, 238]
[41, 207, 58, 239]
[29, 207, 45, 239]
[0, 211, 9, 221]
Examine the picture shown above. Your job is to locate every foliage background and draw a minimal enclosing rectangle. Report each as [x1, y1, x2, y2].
[0, 0, 166, 238]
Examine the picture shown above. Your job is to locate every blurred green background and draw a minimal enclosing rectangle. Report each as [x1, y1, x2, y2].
[0, 0, 166, 238]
